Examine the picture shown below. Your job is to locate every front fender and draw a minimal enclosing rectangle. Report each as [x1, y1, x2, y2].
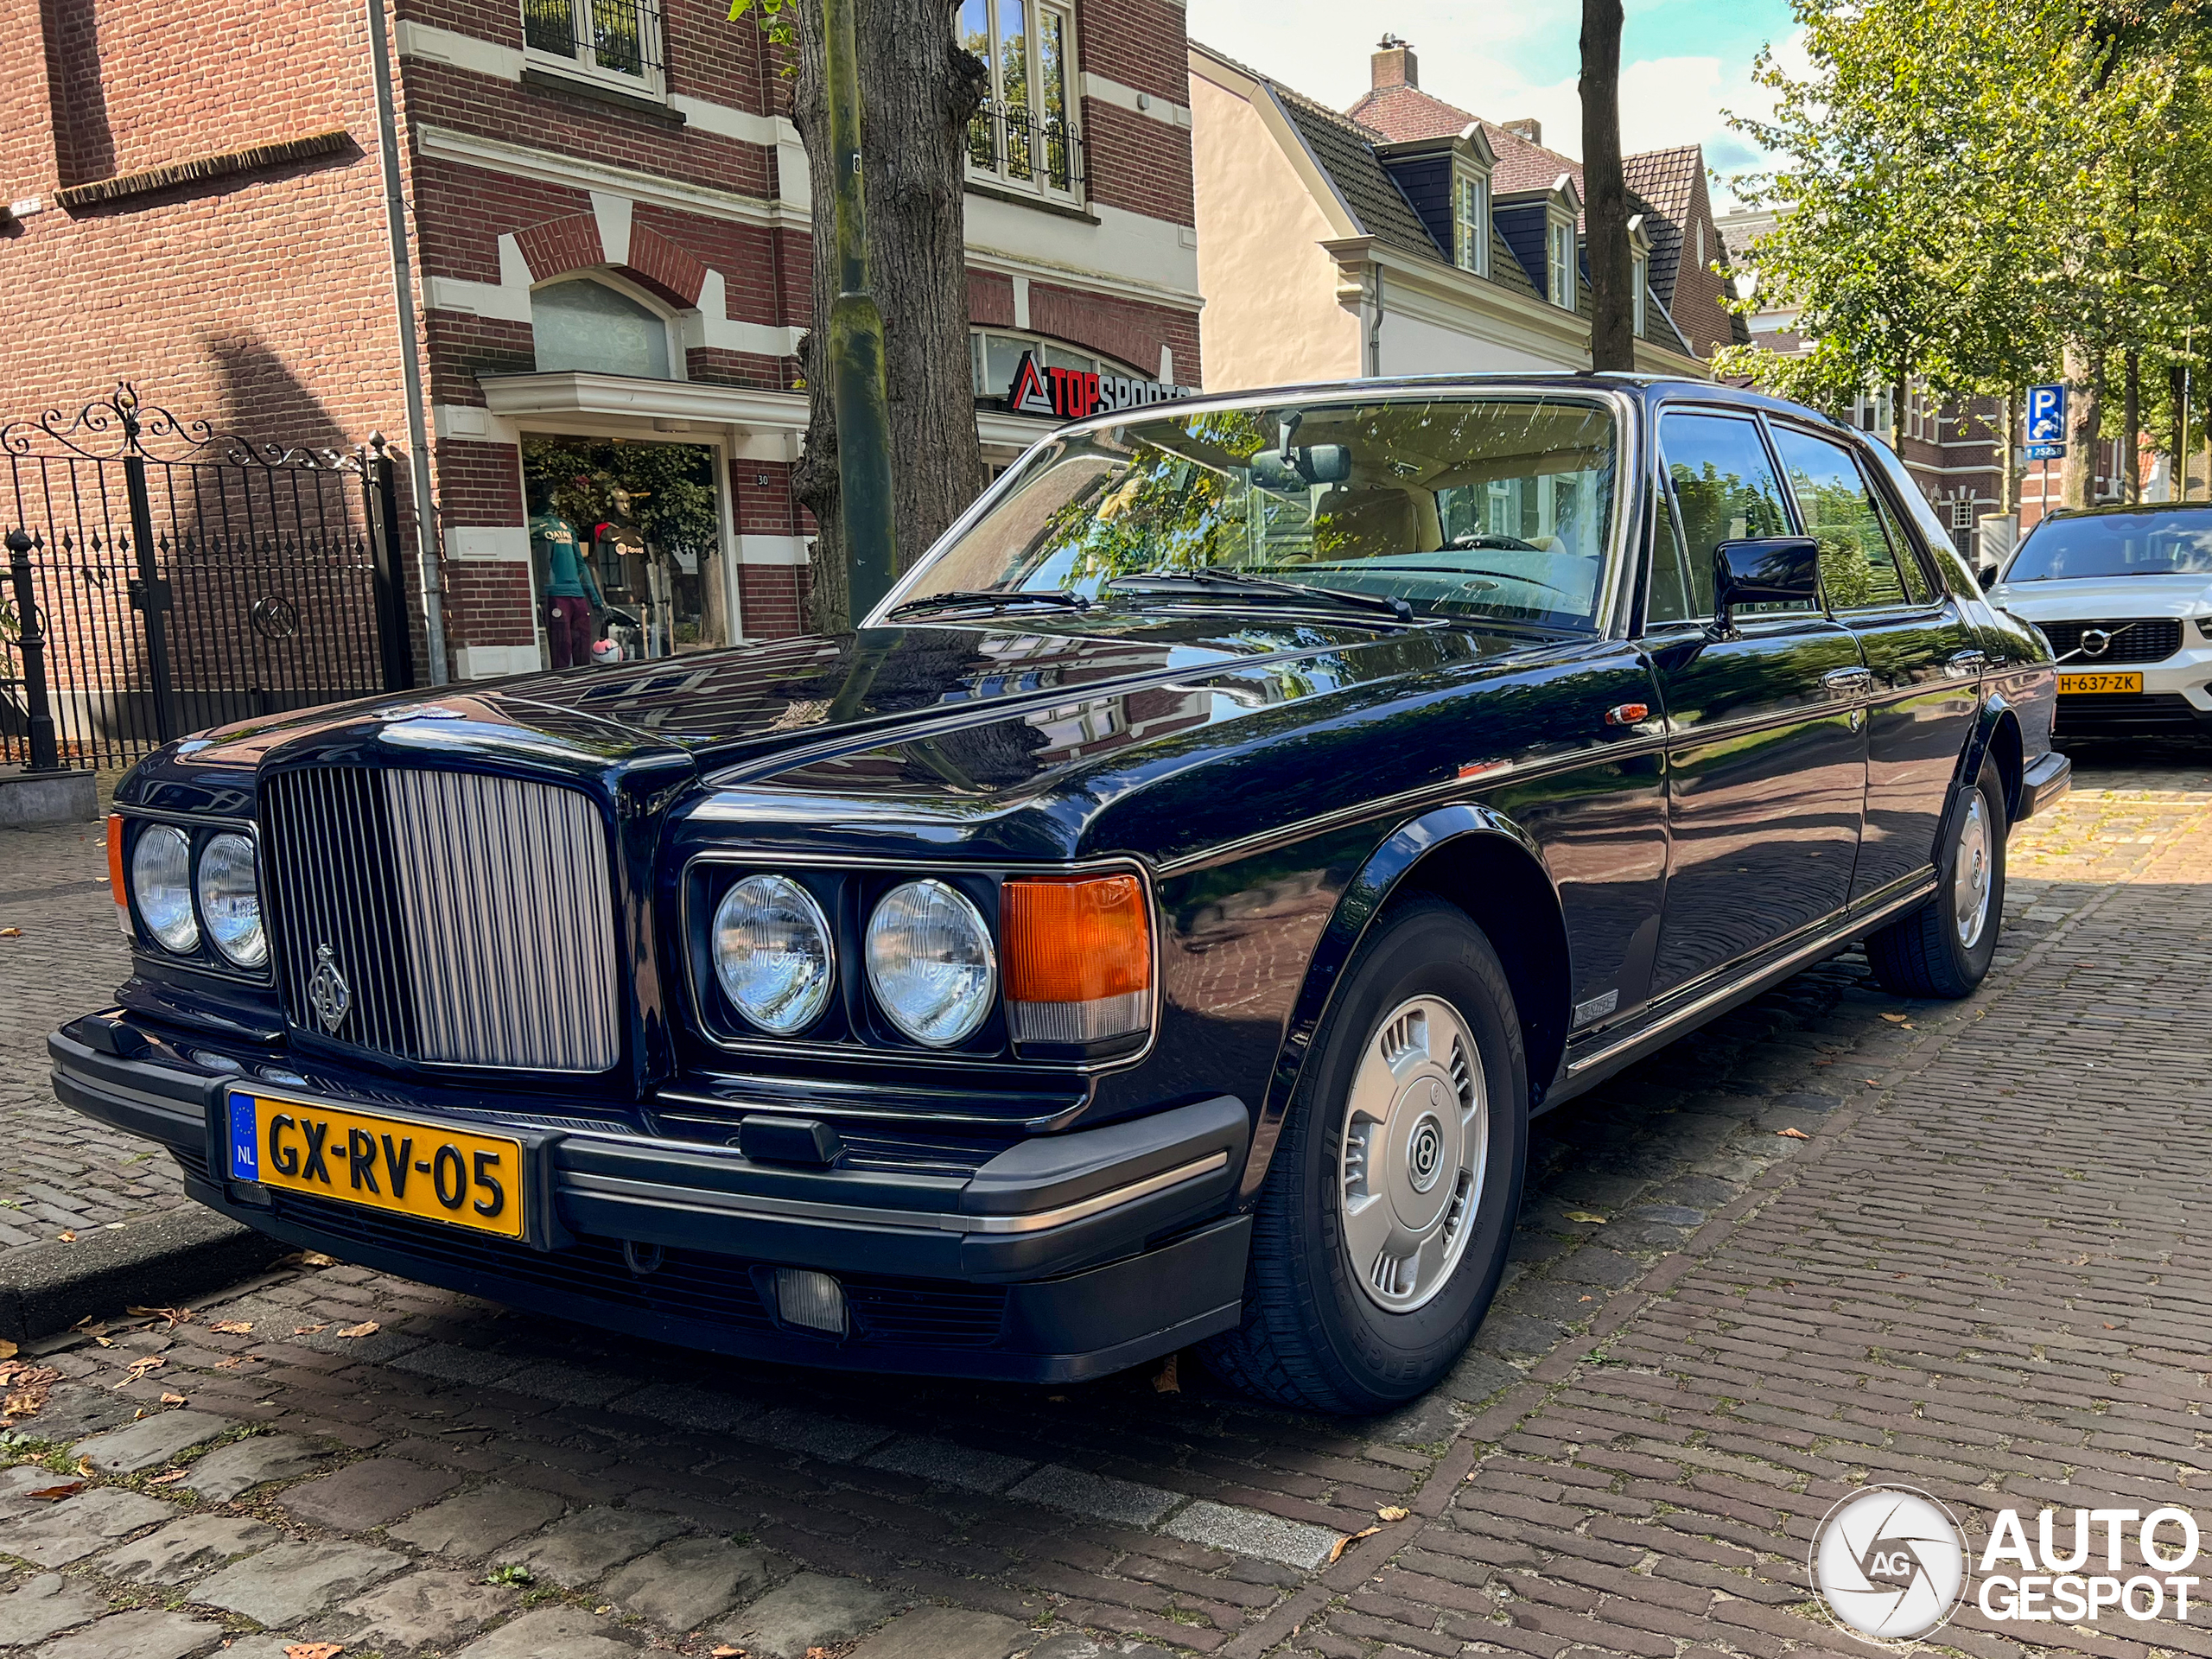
[1239, 804, 1560, 1203]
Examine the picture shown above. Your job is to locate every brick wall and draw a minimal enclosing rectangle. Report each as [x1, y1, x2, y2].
[1081, 100, 1193, 227]
[1029, 283, 1201, 383]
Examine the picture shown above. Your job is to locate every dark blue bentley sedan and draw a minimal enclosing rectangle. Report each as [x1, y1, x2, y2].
[51, 375, 2069, 1413]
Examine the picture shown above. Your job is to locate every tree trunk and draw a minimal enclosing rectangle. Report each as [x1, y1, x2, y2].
[1998, 392, 2016, 517]
[2122, 349, 2140, 502]
[2059, 342, 2104, 509]
[1579, 0, 1634, 372]
[789, 0, 988, 632]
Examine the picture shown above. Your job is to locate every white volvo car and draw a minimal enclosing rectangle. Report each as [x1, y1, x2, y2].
[1987, 503, 2212, 741]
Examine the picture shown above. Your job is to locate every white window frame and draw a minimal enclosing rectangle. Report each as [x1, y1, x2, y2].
[531, 271, 688, 383]
[521, 0, 665, 99]
[1452, 168, 1490, 276]
[962, 0, 1083, 204]
[1547, 218, 1574, 309]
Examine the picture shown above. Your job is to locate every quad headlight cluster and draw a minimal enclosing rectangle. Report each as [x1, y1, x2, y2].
[702, 867, 1153, 1058]
[112, 817, 267, 971]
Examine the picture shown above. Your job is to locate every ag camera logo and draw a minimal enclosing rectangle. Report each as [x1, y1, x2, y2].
[1810, 1484, 1967, 1643]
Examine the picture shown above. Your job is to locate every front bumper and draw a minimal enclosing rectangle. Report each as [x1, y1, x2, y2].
[2053, 686, 2212, 738]
[49, 1014, 1252, 1382]
[2013, 748, 2072, 822]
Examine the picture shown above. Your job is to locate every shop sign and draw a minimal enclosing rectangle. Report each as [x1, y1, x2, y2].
[1007, 350, 1192, 422]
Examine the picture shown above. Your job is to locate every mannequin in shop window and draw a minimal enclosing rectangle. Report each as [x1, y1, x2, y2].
[530, 487, 604, 670]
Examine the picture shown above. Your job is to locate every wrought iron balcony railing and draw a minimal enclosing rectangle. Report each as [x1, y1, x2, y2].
[522, 0, 665, 89]
[966, 101, 1083, 199]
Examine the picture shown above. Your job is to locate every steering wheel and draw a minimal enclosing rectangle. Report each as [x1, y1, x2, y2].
[1446, 533, 1541, 552]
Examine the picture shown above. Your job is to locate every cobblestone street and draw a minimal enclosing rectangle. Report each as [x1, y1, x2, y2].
[2, 741, 2210, 1658]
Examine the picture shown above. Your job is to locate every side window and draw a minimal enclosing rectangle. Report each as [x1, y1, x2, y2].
[1657, 411, 1802, 616]
[1644, 485, 1694, 625]
[1768, 425, 1914, 609]
[1868, 485, 1934, 602]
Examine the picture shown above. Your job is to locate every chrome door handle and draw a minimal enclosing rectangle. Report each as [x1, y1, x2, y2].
[1946, 649, 1988, 678]
[1822, 667, 1873, 697]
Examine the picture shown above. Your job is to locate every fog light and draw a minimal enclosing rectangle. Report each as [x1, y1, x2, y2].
[774, 1267, 847, 1335]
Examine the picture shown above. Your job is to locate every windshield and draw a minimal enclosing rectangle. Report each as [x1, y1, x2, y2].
[893, 397, 1620, 631]
[2005, 511, 2212, 582]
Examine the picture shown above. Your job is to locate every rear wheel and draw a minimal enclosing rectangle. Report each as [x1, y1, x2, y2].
[1864, 756, 2006, 998]
[1200, 897, 1528, 1414]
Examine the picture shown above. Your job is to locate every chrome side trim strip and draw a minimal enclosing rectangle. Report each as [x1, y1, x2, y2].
[560, 1148, 1230, 1236]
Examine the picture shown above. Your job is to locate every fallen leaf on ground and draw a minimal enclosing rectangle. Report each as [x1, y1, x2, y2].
[1562, 1210, 1607, 1224]
[0, 1341, 16, 1361]
[55, 1231, 74, 1243]
[124, 1355, 165, 1380]
[1152, 1352, 1179, 1394]
[128, 1306, 193, 1327]
[146, 1468, 190, 1485]
[296, 1251, 338, 1268]
[0, 928, 20, 938]
[285, 1644, 346, 1659]
[806, 1648, 835, 1659]
[74, 1456, 93, 1476]
[335, 1321, 380, 1339]
[160, 1392, 187, 1405]
[69, 1316, 105, 1333]
[1775, 1128, 1811, 1140]
[27, 1481, 83, 1501]
[1878, 1012, 1910, 1023]
[3, 1363, 59, 1419]
[292, 1325, 328, 1338]
[1377, 1505, 1410, 1522]
[94, 1337, 113, 1348]
[210, 1320, 253, 1335]
[711, 1648, 746, 1657]
[1329, 1525, 1380, 1563]
[214, 1357, 248, 1369]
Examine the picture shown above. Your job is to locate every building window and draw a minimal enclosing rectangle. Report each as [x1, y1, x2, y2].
[522, 0, 664, 95]
[1950, 499, 1975, 530]
[971, 329, 1140, 401]
[1632, 251, 1648, 336]
[532, 277, 676, 380]
[1452, 170, 1489, 276]
[963, 0, 1081, 199]
[1547, 219, 1574, 308]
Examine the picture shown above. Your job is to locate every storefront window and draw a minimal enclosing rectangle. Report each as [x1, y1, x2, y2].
[532, 278, 673, 380]
[970, 329, 1140, 404]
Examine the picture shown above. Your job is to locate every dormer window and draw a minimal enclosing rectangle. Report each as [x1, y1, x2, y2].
[1547, 219, 1573, 308]
[1628, 213, 1653, 339]
[1453, 169, 1490, 275]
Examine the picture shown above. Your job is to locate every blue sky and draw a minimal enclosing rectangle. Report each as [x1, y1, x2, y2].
[1184, 0, 1802, 205]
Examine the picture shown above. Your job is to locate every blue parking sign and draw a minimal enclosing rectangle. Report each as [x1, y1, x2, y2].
[2026, 384, 2067, 444]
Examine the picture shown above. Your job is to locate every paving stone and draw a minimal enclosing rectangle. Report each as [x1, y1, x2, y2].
[0, 1466, 79, 1523]
[70, 1411, 233, 1474]
[1161, 1500, 1342, 1570]
[862, 1435, 1034, 1493]
[278, 1455, 461, 1529]
[175, 1433, 329, 1501]
[601, 1536, 784, 1630]
[713, 1571, 905, 1658]
[13, 1386, 137, 1447]
[613, 1382, 760, 1433]
[386, 1483, 567, 1557]
[334, 1566, 518, 1655]
[388, 1343, 524, 1386]
[846, 1605, 1031, 1659]
[285, 1325, 423, 1363]
[735, 1408, 896, 1463]
[1356, 1391, 1459, 1449]
[98, 1514, 279, 1586]
[31, 1609, 226, 1659]
[493, 1505, 687, 1587]
[497, 1360, 632, 1406]
[448, 1604, 637, 1658]
[0, 1488, 178, 1566]
[0, 1573, 103, 1646]
[194, 1537, 408, 1624]
[1025, 1638, 1167, 1659]
[1004, 1465, 1179, 1529]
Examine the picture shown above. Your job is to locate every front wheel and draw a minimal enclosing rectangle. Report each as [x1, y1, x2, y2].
[1200, 898, 1528, 1414]
[1864, 755, 2006, 998]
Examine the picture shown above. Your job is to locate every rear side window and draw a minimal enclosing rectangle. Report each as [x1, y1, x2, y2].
[1645, 487, 1695, 624]
[1768, 425, 1919, 609]
[1658, 411, 1807, 616]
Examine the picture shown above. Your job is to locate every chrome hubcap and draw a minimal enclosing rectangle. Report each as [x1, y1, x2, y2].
[1338, 995, 1486, 1313]
[1954, 793, 1992, 949]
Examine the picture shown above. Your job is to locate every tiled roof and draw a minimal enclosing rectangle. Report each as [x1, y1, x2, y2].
[1622, 145, 1703, 306]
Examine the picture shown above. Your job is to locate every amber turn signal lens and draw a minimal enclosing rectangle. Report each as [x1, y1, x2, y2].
[1002, 874, 1153, 1046]
[105, 814, 130, 934]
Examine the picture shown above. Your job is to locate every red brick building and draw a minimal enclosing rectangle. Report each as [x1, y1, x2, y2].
[6, 0, 1201, 677]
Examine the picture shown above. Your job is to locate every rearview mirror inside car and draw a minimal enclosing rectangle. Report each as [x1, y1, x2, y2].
[1713, 537, 1821, 630]
[1250, 445, 1352, 493]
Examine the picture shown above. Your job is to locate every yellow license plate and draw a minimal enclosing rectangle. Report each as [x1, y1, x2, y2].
[224, 1091, 526, 1238]
[2058, 671, 2142, 695]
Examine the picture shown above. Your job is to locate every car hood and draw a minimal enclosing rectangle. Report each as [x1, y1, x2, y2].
[1989, 571, 2212, 622]
[148, 612, 1516, 788]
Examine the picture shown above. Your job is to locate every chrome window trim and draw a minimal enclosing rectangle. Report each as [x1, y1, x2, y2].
[677, 850, 1162, 1075]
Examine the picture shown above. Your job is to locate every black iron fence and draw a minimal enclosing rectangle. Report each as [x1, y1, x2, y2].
[521, 0, 664, 85]
[966, 101, 1083, 197]
[1, 384, 414, 772]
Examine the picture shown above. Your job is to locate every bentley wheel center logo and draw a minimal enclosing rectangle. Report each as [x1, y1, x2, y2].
[1811, 1484, 1968, 1643]
[307, 944, 352, 1033]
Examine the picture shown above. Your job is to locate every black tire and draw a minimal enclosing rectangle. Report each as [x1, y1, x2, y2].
[1200, 896, 1529, 1414]
[1864, 756, 2006, 998]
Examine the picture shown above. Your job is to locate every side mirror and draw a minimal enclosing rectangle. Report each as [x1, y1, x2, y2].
[1978, 563, 2000, 591]
[1712, 537, 1821, 630]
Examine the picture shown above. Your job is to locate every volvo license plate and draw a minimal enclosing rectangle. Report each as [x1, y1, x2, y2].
[224, 1090, 527, 1239]
[2057, 671, 2142, 694]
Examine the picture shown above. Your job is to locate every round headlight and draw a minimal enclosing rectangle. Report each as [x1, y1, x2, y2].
[130, 824, 198, 954]
[195, 831, 266, 968]
[865, 880, 995, 1047]
[713, 874, 835, 1033]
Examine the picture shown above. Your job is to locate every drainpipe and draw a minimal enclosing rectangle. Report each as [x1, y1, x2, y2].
[1366, 266, 1385, 378]
[366, 0, 449, 684]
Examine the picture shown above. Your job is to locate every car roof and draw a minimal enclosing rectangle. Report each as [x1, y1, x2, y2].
[2039, 499, 2212, 522]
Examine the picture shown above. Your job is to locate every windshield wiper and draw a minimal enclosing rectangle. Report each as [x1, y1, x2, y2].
[886, 588, 1090, 619]
[1105, 569, 1414, 623]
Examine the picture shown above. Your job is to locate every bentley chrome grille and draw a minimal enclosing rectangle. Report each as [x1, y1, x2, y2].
[263, 767, 622, 1071]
